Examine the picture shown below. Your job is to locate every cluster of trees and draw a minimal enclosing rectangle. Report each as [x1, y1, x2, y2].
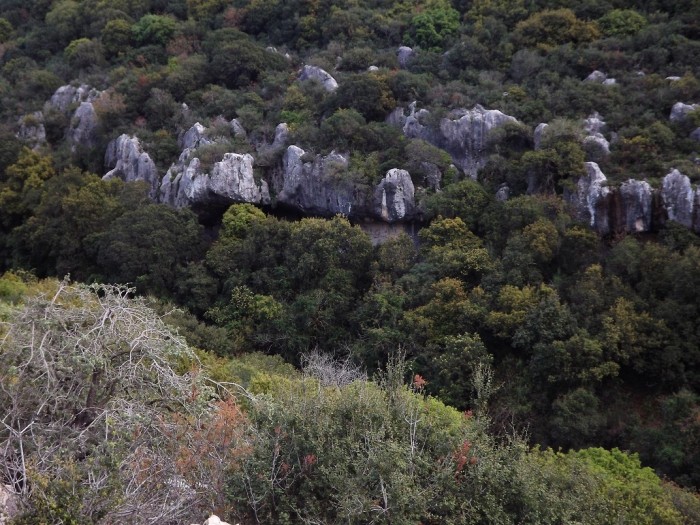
[1, 0, 700, 518]
[1, 277, 699, 523]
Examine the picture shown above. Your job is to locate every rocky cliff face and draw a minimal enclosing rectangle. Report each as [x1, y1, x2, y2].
[566, 166, 700, 235]
[274, 146, 417, 222]
[104, 135, 160, 198]
[388, 103, 518, 178]
[47, 84, 102, 151]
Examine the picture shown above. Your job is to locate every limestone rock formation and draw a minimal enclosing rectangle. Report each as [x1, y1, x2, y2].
[16, 111, 46, 146]
[298, 65, 338, 92]
[565, 162, 611, 233]
[661, 169, 698, 230]
[670, 102, 699, 122]
[397, 46, 415, 68]
[584, 70, 607, 83]
[161, 151, 268, 209]
[180, 122, 211, 150]
[0, 485, 19, 525]
[534, 123, 548, 150]
[230, 118, 246, 138]
[374, 169, 415, 222]
[389, 103, 518, 178]
[619, 179, 653, 232]
[104, 134, 160, 198]
[48, 84, 100, 113]
[68, 101, 100, 150]
[277, 145, 354, 215]
[583, 112, 610, 156]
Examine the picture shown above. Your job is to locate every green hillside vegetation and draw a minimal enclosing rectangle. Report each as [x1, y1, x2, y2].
[1, 0, 700, 520]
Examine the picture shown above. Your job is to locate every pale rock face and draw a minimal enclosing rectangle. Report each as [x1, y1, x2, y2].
[278, 145, 354, 215]
[661, 169, 695, 229]
[584, 70, 607, 83]
[69, 101, 99, 150]
[49, 84, 100, 113]
[565, 162, 611, 233]
[670, 102, 699, 122]
[389, 104, 518, 178]
[690, 128, 700, 142]
[17, 111, 46, 146]
[180, 122, 211, 150]
[230, 118, 246, 138]
[368, 65, 379, 71]
[271, 123, 289, 150]
[534, 122, 548, 150]
[374, 169, 415, 222]
[602, 78, 617, 85]
[104, 135, 160, 199]
[202, 515, 232, 525]
[495, 184, 510, 202]
[397, 46, 415, 68]
[620, 179, 653, 232]
[161, 152, 266, 208]
[298, 65, 338, 92]
[666, 76, 681, 81]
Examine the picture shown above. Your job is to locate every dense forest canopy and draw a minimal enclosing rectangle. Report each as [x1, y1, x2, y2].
[1, 0, 700, 522]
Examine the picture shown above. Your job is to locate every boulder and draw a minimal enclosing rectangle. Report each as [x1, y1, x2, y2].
[670, 102, 699, 122]
[397, 46, 415, 68]
[17, 111, 46, 146]
[104, 135, 160, 199]
[202, 515, 232, 525]
[666, 76, 681, 82]
[298, 65, 338, 92]
[691, 128, 700, 142]
[661, 169, 695, 229]
[374, 169, 415, 222]
[582, 112, 610, 157]
[565, 162, 611, 234]
[271, 122, 289, 150]
[602, 78, 617, 85]
[495, 184, 510, 202]
[584, 70, 607, 83]
[619, 179, 653, 233]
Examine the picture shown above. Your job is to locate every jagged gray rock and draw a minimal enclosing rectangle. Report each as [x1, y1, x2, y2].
[230, 118, 246, 138]
[495, 184, 510, 202]
[17, 111, 46, 146]
[104, 134, 160, 199]
[619, 179, 653, 233]
[277, 145, 354, 215]
[180, 122, 211, 150]
[48, 84, 100, 113]
[374, 169, 415, 222]
[534, 123, 548, 150]
[161, 151, 268, 208]
[397, 46, 415, 68]
[68, 101, 99, 150]
[565, 162, 611, 233]
[298, 65, 338, 92]
[584, 70, 607, 83]
[670, 102, 699, 122]
[389, 103, 518, 178]
[271, 123, 289, 150]
[661, 169, 696, 229]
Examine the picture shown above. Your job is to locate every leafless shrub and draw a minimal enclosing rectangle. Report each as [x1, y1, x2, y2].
[301, 349, 366, 388]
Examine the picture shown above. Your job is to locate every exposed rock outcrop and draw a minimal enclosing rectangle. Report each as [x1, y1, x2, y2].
[298, 65, 338, 92]
[230, 118, 246, 138]
[161, 151, 268, 209]
[670, 102, 699, 122]
[566, 166, 700, 235]
[583, 112, 610, 156]
[661, 169, 700, 230]
[277, 145, 354, 216]
[534, 123, 548, 150]
[104, 135, 160, 198]
[388, 103, 518, 178]
[180, 122, 211, 150]
[619, 179, 653, 233]
[565, 162, 611, 233]
[375, 169, 415, 222]
[16, 111, 46, 147]
[584, 70, 607, 83]
[68, 101, 100, 150]
[48, 84, 100, 113]
[275, 146, 418, 222]
[397, 46, 415, 68]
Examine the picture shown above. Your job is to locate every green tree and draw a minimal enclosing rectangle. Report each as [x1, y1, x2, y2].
[406, 0, 460, 51]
